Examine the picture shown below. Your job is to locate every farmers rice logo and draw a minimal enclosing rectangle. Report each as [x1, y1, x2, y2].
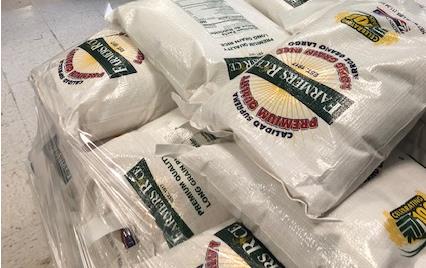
[196, 222, 285, 267]
[384, 192, 426, 257]
[126, 159, 194, 248]
[233, 41, 357, 139]
[58, 33, 144, 85]
[337, 10, 399, 44]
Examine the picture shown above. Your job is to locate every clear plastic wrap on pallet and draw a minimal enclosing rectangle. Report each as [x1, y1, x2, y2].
[30, 26, 176, 141]
[158, 140, 426, 267]
[107, 0, 290, 105]
[26, 0, 426, 267]
[28, 98, 85, 268]
[189, 0, 426, 217]
[28, 101, 237, 266]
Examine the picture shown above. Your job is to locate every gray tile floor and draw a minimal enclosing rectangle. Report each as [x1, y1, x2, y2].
[2, 0, 130, 267]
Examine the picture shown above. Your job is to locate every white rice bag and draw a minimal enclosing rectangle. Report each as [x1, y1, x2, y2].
[78, 109, 232, 261]
[166, 141, 426, 267]
[283, 0, 426, 34]
[142, 220, 288, 267]
[190, 0, 426, 216]
[108, 0, 289, 103]
[30, 27, 176, 141]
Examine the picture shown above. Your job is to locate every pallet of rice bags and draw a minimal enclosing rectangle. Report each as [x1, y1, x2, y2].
[189, 0, 426, 217]
[163, 141, 426, 267]
[30, 27, 176, 142]
[108, 0, 289, 105]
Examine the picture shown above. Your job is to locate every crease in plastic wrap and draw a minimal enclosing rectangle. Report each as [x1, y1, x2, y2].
[107, 0, 290, 106]
[28, 98, 85, 268]
[188, 0, 426, 217]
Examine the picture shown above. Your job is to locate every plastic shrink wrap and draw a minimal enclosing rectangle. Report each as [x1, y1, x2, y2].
[160, 141, 426, 267]
[107, 0, 290, 104]
[190, 0, 426, 217]
[29, 101, 238, 267]
[30, 27, 176, 141]
[27, 22, 232, 267]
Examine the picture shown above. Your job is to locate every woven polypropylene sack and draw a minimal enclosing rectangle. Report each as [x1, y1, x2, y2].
[30, 27, 176, 141]
[399, 118, 426, 167]
[190, 0, 426, 217]
[165, 141, 426, 267]
[108, 0, 289, 104]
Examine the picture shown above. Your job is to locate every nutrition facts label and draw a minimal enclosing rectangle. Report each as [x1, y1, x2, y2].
[174, 0, 276, 52]
[175, 0, 258, 38]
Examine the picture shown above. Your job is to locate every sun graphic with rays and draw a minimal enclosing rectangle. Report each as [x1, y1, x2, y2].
[61, 33, 144, 82]
[253, 48, 346, 121]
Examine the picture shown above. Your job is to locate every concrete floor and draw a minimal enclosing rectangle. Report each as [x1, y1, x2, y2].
[1, 0, 130, 267]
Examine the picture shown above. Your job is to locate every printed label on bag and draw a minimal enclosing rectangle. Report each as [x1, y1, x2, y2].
[385, 192, 426, 257]
[174, 0, 275, 51]
[126, 155, 227, 248]
[196, 222, 285, 267]
[43, 136, 72, 184]
[283, 0, 309, 8]
[231, 41, 358, 139]
[336, 3, 425, 44]
[126, 159, 194, 247]
[160, 157, 215, 217]
[58, 33, 144, 85]
[225, 57, 261, 80]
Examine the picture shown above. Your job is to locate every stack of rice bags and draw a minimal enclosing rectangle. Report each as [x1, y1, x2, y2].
[28, 0, 288, 266]
[28, 0, 426, 267]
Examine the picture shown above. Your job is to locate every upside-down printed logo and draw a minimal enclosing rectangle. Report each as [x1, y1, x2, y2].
[232, 42, 358, 140]
[384, 192, 426, 257]
[199, 240, 221, 268]
[373, 7, 410, 34]
[58, 32, 144, 85]
[336, 11, 399, 45]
